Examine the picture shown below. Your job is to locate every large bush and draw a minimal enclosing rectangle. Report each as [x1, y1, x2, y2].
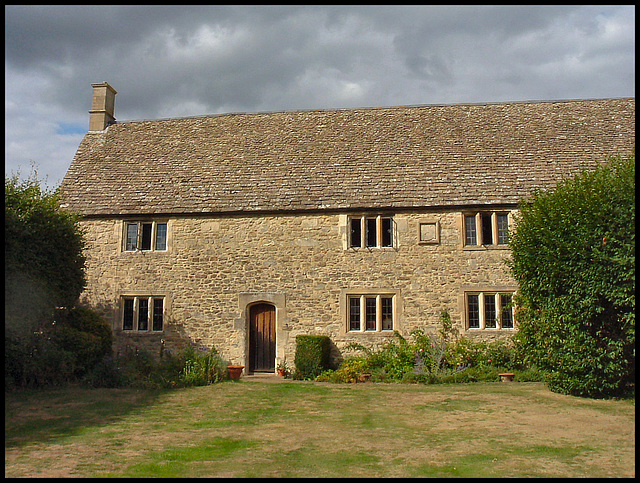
[53, 307, 114, 377]
[508, 154, 635, 398]
[5, 307, 112, 388]
[5, 172, 91, 389]
[5, 173, 86, 334]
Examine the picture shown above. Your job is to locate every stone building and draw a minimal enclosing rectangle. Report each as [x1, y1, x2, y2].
[59, 82, 635, 373]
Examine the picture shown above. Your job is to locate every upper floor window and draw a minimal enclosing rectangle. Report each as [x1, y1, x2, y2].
[349, 215, 394, 249]
[463, 212, 509, 247]
[124, 221, 167, 252]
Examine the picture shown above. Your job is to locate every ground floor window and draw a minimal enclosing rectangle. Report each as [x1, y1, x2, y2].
[348, 294, 395, 332]
[122, 296, 164, 331]
[465, 292, 514, 330]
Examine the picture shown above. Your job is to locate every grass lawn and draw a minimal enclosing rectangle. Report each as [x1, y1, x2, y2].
[5, 381, 635, 478]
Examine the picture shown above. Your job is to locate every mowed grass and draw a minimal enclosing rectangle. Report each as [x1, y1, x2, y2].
[5, 381, 635, 478]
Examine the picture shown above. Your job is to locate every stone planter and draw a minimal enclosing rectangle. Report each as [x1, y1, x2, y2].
[499, 372, 515, 382]
[227, 365, 245, 380]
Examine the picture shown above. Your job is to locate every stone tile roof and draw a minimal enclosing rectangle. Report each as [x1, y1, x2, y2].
[59, 98, 635, 217]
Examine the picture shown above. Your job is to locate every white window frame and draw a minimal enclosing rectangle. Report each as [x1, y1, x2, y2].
[464, 291, 515, 331]
[123, 221, 168, 252]
[121, 295, 165, 332]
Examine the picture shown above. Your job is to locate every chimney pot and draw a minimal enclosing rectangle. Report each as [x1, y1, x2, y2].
[89, 82, 117, 131]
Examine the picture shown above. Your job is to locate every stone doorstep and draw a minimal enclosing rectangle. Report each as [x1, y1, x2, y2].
[241, 372, 291, 383]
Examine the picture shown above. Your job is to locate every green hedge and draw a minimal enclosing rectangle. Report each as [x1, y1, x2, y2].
[293, 335, 331, 380]
[508, 154, 635, 398]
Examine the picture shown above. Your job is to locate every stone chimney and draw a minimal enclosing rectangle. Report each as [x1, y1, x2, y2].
[89, 82, 117, 131]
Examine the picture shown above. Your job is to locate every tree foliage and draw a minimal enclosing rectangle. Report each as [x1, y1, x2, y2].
[5, 172, 101, 389]
[5, 173, 86, 333]
[508, 154, 635, 398]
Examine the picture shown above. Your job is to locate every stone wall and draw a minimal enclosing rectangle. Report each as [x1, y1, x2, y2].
[79, 208, 518, 368]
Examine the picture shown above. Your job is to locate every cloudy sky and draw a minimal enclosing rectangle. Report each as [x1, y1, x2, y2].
[5, 5, 635, 188]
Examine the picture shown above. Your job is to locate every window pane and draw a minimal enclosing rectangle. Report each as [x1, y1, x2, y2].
[125, 224, 138, 251]
[138, 298, 149, 331]
[481, 213, 493, 245]
[152, 298, 164, 331]
[123, 298, 134, 330]
[365, 297, 377, 330]
[155, 223, 167, 251]
[349, 298, 361, 331]
[484, 294, 497, 328]
[381, 297, 393, 330]
[381, 217, 393, 247]
[497, 214, 509, 244]
[141, 223, 153, 250]
[366, 218, 377, 247]
[468, 294, 480, 328]
[465, 215, 477, 245]
[350, 218, 362, 248]
[501, 294, 514, 328]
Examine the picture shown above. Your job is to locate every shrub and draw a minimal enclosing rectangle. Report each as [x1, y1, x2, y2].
[316, 357, 368, 383]
[328, 317, 530, 386]
[437, 365, 500, 384]
[5, 307, 112, 388]
[4, 172, 92, 389]
[5, 173, 86, 335]
[452, 338, 516, 370]
[178, 345, 227, 386]
[513, 366, 546, 382]
[374, 332, 418, 379]
[117, 346, 156, 387]
[508, 154, 635, 398]
[81, 354, 129, 388]
[293, 335, 331, 380]
[105, 343, 228, 389]
[52, 307, 113, 378]
[5, 329, 76, 389]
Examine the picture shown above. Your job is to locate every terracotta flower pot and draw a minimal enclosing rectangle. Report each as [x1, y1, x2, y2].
[227, 365, 244, 380]
[358, 373, 372, 383]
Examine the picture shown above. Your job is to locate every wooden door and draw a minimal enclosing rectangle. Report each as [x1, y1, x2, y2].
[249, 303, 276, 372]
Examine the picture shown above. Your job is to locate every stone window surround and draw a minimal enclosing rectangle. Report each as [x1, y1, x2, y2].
[340, 288, 402, 336]
[459, 284, 517, 331]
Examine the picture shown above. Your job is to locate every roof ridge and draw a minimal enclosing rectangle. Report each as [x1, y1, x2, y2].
[113, 97, 634, 125]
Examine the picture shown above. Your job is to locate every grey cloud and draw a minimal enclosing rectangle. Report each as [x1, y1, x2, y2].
[4, 5, 635, 186]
